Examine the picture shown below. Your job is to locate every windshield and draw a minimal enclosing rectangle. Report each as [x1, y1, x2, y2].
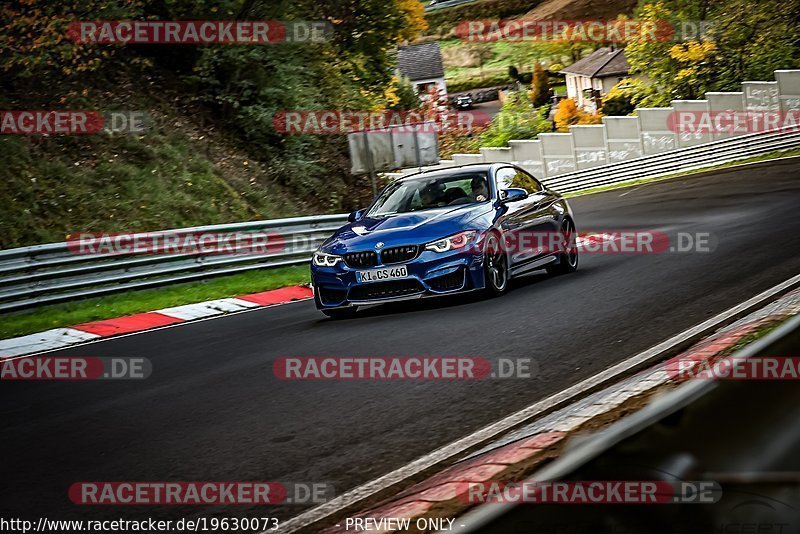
[367, 171, 491, 217]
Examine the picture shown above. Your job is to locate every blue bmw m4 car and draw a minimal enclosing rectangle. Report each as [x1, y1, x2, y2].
[310, 163, 578, 318]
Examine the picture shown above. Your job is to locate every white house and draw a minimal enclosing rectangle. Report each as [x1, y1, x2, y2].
[397, 42, 448, 99]
[560, 47, 630, 111]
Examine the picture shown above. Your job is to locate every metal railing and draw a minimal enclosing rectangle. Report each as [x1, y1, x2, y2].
[0, 215, 348, 313]
[2, 126, 799, 313]
[544, 125, 800, 194]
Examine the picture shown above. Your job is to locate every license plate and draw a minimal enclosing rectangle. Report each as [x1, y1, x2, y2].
[356, 265, 408, 283]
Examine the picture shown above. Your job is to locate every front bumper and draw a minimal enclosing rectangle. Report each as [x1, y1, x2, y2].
[311, 247, 486, 309]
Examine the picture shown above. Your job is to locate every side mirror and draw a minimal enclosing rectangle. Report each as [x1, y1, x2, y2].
[348, 208, 367, 223]
[499, 188, 528, 204]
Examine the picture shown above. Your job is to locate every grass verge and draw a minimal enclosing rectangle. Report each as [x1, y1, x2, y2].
[0, 265, 310, 340]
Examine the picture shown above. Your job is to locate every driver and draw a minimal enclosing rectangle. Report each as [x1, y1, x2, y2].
[470, 176, 489, 202]
[419, 184, 442, 208]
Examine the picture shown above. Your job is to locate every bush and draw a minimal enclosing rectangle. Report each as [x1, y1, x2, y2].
[479, 92, 552, 147]
[447, 71, 513, 93]
[554, 98, 602, 132]
[438, 127, 486, 159]
[600, 78, 665, 115]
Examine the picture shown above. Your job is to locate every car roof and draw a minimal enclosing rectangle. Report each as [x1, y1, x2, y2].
[398, 162, 510, 182]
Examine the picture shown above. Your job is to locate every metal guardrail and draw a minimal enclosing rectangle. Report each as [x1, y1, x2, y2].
[0, 214, 349, 313]
[2, 125, 799, 313]
[453, 312, 800, 533]
[543, 125, 800, 193]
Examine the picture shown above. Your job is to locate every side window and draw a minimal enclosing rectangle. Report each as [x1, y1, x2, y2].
[495, 167, 516, 191]
[510, 168, 543, 192]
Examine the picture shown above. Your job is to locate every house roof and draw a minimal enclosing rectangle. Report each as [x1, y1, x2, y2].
[560, 47, 630, 78]
[397, 42, 445, 81]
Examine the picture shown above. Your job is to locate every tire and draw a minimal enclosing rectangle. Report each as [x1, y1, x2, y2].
[483, 232, 509, 296]
[547, 218, 579, 276]
[314, 288, 358, 319]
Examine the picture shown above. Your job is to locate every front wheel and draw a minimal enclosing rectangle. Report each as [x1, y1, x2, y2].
[547, 218, 578, 276]
[484, 233, 509, 297]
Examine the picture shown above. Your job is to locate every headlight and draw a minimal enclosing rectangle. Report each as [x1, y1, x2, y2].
[425, 231, 477, 253]
[313, 251, 342, 267]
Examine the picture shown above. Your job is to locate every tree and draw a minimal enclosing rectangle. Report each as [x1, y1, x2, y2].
[600, 78, 659, 115]
[388, 76, 421, 111]
[625, 0, 800, 100]
[554, 98, 602, 131]
[396, 0, 428, 41]
[528, 62, 551, 107]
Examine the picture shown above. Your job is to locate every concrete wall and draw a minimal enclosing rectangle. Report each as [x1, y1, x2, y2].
[570, 125, 608, 170]
[603, 116, 643, 163]
[671, 100, 713, 147]
[705, 92, 746, 139]
[509, 140, 544, 177]
[426, 69, 800, 181]
[539, 133, 577, 177]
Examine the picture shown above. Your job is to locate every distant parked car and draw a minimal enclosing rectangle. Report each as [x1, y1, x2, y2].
[452, 93, 474, 110]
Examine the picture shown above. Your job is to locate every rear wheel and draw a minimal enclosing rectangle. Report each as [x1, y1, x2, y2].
[484, 233, 509, 296]
[547, 218, 578, 276]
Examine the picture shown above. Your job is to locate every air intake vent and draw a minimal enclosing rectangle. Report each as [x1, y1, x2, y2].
[344, 251, 378, 268]
[381, 245, 420, 264]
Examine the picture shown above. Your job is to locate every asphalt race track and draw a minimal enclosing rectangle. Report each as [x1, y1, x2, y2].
[3, 160, 800, 524]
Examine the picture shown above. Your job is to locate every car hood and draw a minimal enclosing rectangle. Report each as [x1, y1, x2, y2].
[321, 204, 491, 254]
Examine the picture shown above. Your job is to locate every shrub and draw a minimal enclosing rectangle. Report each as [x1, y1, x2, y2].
[479, 91, 552, 147]
[528, 62, 551, 107]
[554, 98, 602, 131]
[446, 71, 513, 93]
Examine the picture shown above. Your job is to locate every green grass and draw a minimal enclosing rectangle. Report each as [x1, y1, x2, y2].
[442, 39, 574, 81]
[0, 265, 310, 339]
[566, 148, 800, 199]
